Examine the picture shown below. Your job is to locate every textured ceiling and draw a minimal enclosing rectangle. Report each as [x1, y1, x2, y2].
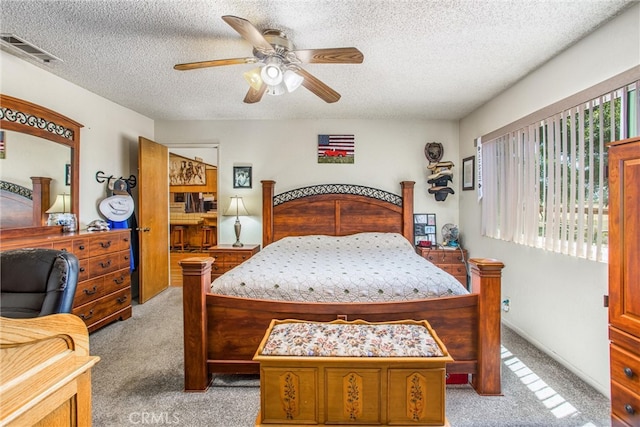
[0, 1, 634, 121]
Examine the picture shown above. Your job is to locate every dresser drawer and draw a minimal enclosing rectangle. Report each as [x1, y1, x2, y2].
[77, 258, 91, 282]
[444, 251, 466, 264]
[88, 253, 121, 276]
[89, 235, 121, 256]
[117, 249, 132, 270]
[442, 264, 467, 277]
[74, 269, 130, 307]
[53, 238, 91, 259]
[611, 344, 640, 393]
[611, 380, 640, 426]
[226, 251, 253, 263]
[73, 287, 131, 328]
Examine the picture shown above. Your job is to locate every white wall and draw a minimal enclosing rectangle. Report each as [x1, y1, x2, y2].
[0, 50, 155, 227]
[155, 119, 460, 246]
[459, 4, 640, 396]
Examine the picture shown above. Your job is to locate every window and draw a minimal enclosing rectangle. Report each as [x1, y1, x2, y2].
[481, 74, 639, 262]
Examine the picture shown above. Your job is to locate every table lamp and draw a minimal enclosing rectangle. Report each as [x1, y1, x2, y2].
[224, 195, 249, 247]
[46, 193, 77, 232]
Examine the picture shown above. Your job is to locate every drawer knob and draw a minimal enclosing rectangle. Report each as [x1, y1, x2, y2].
[114, 276, 125, 285]
[624, 367, 634, 378]
[625, 404, 635, 415]
[80, 310, 94, 320]
[83, 286, 98, 295]
[100, 241, 112, 249]
[117, 295, 128, 304]
[100, 260, 112, 268]
[79, 245, 85, 250]
[80, 267, 86, 273]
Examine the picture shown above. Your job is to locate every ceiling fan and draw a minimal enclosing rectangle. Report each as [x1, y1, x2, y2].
[174, 15, 364, 104]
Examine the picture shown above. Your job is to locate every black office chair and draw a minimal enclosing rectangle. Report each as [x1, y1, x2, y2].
[0, 248, 79, 318]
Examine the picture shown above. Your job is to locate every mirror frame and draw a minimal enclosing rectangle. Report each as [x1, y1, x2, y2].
[0, 94, 82, 224]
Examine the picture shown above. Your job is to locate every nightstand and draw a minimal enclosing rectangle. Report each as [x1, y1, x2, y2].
[208, 244, 260, 280]
[416, 247, 468, 287]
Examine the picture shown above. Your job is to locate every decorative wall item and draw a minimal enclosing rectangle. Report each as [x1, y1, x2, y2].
[462, 156, 475, 190]
[414, 213, 437, 247]
[424, 142, 454, 201]
[169, 153, 206, 185]
[233, 166, 252, 189]
[317, 134, 354, 164]
[424, 142, 443, 163]
[65, 164, 71, 186]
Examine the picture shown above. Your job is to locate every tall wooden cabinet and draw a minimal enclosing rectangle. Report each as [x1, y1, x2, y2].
[608, 136, 640, 426]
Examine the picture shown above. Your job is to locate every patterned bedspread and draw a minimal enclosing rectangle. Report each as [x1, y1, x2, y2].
[210, 232, 468, 303]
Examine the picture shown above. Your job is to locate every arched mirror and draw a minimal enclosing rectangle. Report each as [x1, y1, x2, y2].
[0, 94, 82, 229]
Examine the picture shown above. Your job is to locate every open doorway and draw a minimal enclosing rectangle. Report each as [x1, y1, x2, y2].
[165, 144, 218, 286]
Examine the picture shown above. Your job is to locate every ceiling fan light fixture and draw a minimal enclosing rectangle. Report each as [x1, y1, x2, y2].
[283, 70, 304, 93]
[266, 83, 286, 96]
[261, 57, 284, 86]
[243, 67, 262, 90]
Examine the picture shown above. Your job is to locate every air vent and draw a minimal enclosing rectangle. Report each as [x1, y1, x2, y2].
[0, 34, 62, 63]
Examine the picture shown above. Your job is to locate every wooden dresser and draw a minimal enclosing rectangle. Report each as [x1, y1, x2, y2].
[207, 244, 260, 280]
[0, 226, 132, 332]
[416, 247, 468, 286]
[608, 136, 640, 427]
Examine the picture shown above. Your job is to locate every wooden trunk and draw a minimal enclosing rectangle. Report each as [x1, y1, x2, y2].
[254, 319, 452, 426]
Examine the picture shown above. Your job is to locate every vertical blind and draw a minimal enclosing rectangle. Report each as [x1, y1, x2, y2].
[481, 78, 639, 262]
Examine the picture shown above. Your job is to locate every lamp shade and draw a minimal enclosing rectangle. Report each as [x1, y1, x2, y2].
[224, 196, 249, 217]
[260, 58, 284, 86]
[283, 70, 304, 93]
[46, 194, 71, 213]
[243, 67, 263, 91]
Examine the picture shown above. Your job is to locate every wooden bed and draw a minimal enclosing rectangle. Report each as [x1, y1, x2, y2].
[181, 180, 504, 395]
[0, 177, 51, 229]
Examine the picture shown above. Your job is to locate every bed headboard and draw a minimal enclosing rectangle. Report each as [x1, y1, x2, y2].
[0, 177, 51, 229]
[262, 181, 415, 246]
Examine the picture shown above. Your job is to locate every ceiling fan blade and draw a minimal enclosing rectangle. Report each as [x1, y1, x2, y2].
[243, 83, 267, 104]
[174, 57, 256, 71]
[295, 68, 341, 103]
[222, 15, 275, 54]
[293, 47, 364, 64]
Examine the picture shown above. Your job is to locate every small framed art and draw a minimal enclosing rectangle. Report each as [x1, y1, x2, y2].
[462, 156, 475, 191]
[233, 166, 252, 189]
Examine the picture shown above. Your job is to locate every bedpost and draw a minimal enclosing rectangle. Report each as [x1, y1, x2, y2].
[180, 257, 214, 392]
[400, 181, 415, 242]
[262, 180, 275, 247]
[468, 258, 505, 396]
[31, 177, 52, 226]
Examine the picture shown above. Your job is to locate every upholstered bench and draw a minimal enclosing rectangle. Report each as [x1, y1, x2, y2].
[253, 319, 452, 426]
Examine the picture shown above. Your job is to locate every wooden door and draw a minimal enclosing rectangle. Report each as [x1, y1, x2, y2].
[138, 137, 169, 303]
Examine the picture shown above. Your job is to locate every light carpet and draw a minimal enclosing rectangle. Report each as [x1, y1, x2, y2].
[89, 287, 610, 426]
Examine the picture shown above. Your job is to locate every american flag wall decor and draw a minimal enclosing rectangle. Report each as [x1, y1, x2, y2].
[317, 134, 354, 164]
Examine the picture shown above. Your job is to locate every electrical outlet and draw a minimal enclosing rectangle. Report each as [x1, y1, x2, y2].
[502, 298, 510, 312]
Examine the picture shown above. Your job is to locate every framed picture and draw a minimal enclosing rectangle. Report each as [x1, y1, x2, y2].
[169, 153, 206, 186]
[462, 156, 475, 191]
[233, 166, 252, 189]
[413, 213, 437, 247]
[65, 164, 71, 186]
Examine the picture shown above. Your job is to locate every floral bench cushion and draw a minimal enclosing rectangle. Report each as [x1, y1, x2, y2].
[260, 321, 444, 358]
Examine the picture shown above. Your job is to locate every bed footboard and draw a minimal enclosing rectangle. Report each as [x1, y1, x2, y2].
[181, 256, 504, 395]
